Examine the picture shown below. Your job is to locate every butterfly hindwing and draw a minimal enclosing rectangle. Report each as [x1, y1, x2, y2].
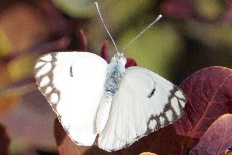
[98, 66, 186, 151]
[34, 52, 108, 146]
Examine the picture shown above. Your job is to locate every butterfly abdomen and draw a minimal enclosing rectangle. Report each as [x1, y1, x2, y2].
[95, 59, 125, 134]
[96, 95, 112, 134]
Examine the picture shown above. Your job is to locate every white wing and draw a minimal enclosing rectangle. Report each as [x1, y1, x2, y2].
[98, 66, 186, 151]
[34, 52, 107, 146]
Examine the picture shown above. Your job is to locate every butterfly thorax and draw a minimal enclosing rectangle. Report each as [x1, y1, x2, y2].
[95, 53, 126, 134]
[104, 53, 126, 96]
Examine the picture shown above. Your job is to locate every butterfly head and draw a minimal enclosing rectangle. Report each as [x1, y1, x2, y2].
[111, 53, 127, 66]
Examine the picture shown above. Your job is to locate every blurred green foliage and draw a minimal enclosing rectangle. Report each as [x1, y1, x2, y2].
[0, 27, 10, 56]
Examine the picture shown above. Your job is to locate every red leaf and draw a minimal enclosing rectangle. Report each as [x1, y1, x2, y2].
[174, 66, 232, 138]
[78, 29, 87, 52]
[99, 42, 137, 66]
[190, 114, 232, 155]
[125, 57, 137, 68]
[54, 119, 186, 155]
[161, 0, 196, 20]
[54, 118, 91, 155]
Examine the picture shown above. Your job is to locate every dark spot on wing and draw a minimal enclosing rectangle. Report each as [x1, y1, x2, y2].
[144, 72, 156, 98]
[70, 66, 73, 77]
[147, 87, 156, 98]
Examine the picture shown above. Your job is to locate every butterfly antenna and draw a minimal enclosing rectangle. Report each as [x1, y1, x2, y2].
[122, 14, 162, 52]
[95, 2, 120, 54]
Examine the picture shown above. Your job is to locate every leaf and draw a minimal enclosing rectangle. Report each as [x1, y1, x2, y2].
[0, 27, 11, 56]
[7, 54, 35, 81]
[125, 57, 137, 68]
[78, 30, 87, 52]
[118, 21, 182, 79]
[99, 40, 137, 67]
[40, 0, 68, 36]
[0, 90, 57, 149]
[54, 119, 186, 155]
[54, 118, 90, 155]
[174, 66, 232, 138]
[100, 41, 109, 63]
[220, 0, 232, 23]
[0, 124, 10, 155]
[0, 91, 20, 115]
[193, 0, 225, 20]
[190, 114, 232, 155]
[51, 0, 100, 17]
[0, 4, 50, 52]
[161, 0, 196, 20]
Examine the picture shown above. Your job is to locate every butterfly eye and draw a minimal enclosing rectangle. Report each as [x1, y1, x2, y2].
[111, 56, 116, 63]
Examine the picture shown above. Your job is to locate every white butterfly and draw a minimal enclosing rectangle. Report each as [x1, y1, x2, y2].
[34, 2, 187, 152]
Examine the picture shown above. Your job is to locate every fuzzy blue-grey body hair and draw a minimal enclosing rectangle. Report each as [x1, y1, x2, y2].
[104, 62, 125, 97]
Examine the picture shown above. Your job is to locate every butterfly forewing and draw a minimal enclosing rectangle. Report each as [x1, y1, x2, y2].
[34, 52, 108, 146]
[98, 66, 186, 151]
